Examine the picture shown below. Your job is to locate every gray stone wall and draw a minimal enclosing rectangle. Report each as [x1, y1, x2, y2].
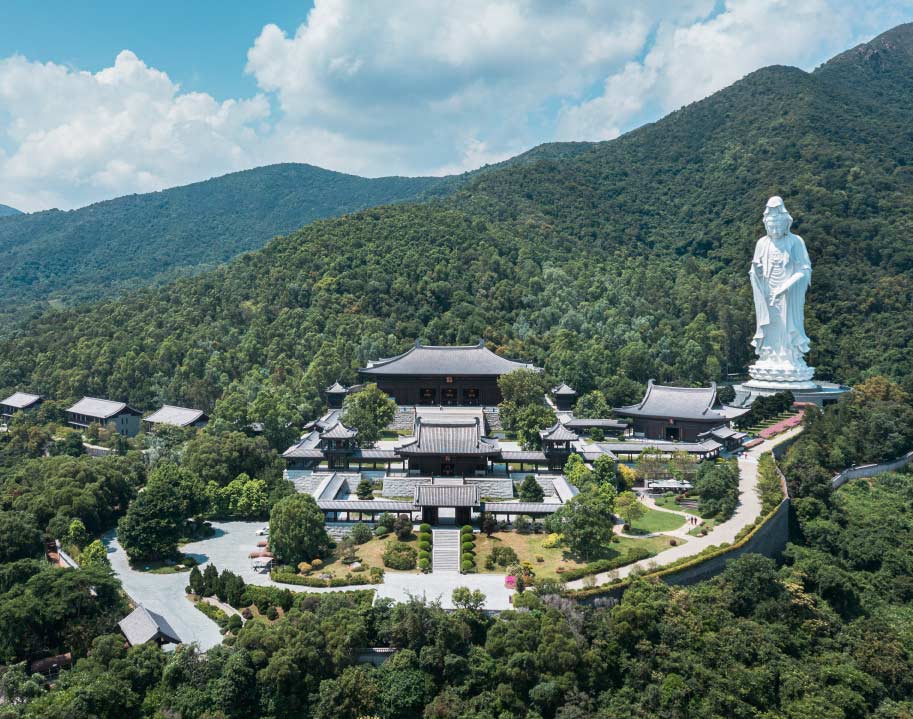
[830, 450, 913, 489]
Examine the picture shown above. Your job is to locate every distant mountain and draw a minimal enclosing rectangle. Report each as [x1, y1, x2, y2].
[0, 164, 454, 328]
[0, 204, 21, 217]
[3, 24, 913, 413]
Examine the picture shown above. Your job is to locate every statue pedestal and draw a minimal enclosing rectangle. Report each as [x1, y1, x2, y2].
[732, 379, 851, 408]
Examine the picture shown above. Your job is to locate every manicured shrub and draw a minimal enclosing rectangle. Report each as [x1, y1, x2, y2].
[460, 525, 473, 535]
[418, 558, 430, 571]
[266, 606, 279, 621]
[461, 552, 475, 564]
[418, 550, 431, 562]
[297, 561, 312, 574]
[461, 559, 475, 573]
[226, 614, 242, 633]
[484, 555, 495, 570]
[418, 541, 431, 552]
[542, 532, 562, 549]
[461, 539, 474, 551]
[374, 526, 390, 537]
[369, 566, 384, 583]
[383, 541, 417, 570]
[393, 514, 413, 540]
[311, 558, 323, 569]
[491, 545, 518, 567]
[418, 531, 432, 544]
[535, 555, 544, 562]
[419, 523, 432, 533]
[378, 512, 396, 530]
[350, 522, 373, 545]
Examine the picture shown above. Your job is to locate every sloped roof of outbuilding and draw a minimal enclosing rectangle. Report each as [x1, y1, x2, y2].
[118, 605, 181, 646]
[614, 380, 749, 422]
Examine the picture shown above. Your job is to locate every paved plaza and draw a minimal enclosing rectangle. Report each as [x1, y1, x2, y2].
[106, 520, 513, 651]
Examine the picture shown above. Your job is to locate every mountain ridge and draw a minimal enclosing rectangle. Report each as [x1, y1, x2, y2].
[0, 204, 21, 217]
[1, 24, 912, 416]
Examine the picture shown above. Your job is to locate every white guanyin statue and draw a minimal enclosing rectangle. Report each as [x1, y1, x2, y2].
[747, 196, 816, 388]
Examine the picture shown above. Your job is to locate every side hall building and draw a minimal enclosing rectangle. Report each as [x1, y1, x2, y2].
[358, 340, 540, 406]
[614, 380, 750, 442]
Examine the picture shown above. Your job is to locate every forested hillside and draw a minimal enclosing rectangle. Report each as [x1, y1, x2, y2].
[0, 164, 449, 329]
[2, 25, 913, 424]
[0, 204, 21, 217]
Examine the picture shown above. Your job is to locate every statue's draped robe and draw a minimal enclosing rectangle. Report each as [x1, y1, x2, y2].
[749, 232, 811, 361]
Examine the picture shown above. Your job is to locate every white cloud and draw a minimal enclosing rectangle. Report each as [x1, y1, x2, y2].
[557, 0, 913, 140]
[0, 1, 910, 211]
[0, 51, 269, 211]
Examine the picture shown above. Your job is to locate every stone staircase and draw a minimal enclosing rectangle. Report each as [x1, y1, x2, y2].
[431, 528, 462, 574]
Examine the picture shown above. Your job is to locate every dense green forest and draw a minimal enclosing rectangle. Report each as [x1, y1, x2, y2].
[3, 460, 913, 718]
[0, 142, 595, 334]
[2, 26, 913, 425]
[0, 164, 447, 330]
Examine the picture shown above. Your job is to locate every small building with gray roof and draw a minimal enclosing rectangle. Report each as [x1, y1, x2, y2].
[1, 391, 42, 422]
[66, 396, 143, 437]
[118, 605, 181, 647]
[144, 405, 208, 431]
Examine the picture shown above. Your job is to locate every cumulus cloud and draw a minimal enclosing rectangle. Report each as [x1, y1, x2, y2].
[0, 0, 909, 211]
[0, 51, 269, 211]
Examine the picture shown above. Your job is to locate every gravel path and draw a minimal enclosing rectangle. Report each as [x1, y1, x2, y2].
[565, 426, 802, 589]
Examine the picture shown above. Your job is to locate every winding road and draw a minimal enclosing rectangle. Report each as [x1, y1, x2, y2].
[565, 426, 801, 589]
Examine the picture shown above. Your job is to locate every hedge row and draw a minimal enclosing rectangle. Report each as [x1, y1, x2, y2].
[461, 528, 476, 573]
[269, 570, 380, 588]
[557, 546, 655, 582]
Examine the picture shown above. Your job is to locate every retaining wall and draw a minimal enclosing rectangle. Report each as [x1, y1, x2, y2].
[831, 450, 913, 489]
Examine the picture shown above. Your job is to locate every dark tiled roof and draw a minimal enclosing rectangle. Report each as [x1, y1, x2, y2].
[414, 484, 481, 507]
[118, 605, 181, 646]
[482, 501, 562, 514]
[396, 417, 500, 456]
[614, 380, 750, 422]
[353, 449, 398, 459]
[1, 392, 41, 409]
[317, 500, 414, 512]
[598, 440, 722, 455]
[552, 383, 577, 396]
[540, 422, 578, 442]
[564, 418, 627, 430]
[325, 381, 348, 393]
[501, 450, 548, 462]
[320, 421, 358, 440]
[360, 340, 538, 376]
[283, 430, 322, 458]
[144, 405, 207, 426]
[67, 396, 140, 419]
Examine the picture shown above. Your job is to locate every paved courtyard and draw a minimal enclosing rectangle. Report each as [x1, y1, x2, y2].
[105, 520, 513, 650]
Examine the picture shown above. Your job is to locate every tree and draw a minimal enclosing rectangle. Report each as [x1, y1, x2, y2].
[188, 566, 204, 596]
[117, 476, 186, 561]
[574, 390, 611, 418]
[80, 540, 109, 568]
[0, 512, 43, 564]
[498, 368, 547, 407]
[514, 404, 557, 449]
[452, 587, 486, 611]
[550, 485, 616, 560]
[356, 477, 375, 500]
[614, 491, 645, 529]
[341, 383, 397, 448]
[393, 513, 413, 540]
[563, 454, 594, 489]
[593, 454, 617, 488]
[269, 494, 329, 565]
[636, 448, 669, 484]
[481, 512, 497, 537]
[519, 475, 544, 502]
[66, 518, 89, 550]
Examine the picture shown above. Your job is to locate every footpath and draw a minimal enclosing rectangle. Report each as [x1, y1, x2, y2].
[565, 425, 802, 589]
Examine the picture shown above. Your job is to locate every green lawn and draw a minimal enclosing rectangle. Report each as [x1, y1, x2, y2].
[627, 505, 686, 534]
[474, 531, 673, 581]
[654, 495, 702, 516]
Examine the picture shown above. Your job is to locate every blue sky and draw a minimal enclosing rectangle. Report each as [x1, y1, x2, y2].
[1, 1, 911, 212]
